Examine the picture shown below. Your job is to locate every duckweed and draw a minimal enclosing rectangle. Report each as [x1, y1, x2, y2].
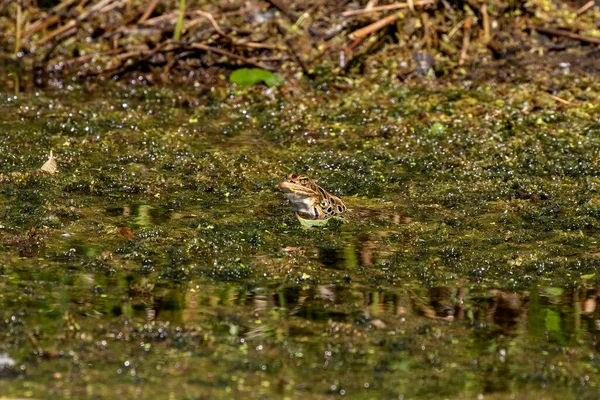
[1, 68, 600, 398]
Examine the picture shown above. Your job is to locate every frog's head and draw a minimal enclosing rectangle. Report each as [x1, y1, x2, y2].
[278, 174, 323, 218]
[278, 174, 319, 196]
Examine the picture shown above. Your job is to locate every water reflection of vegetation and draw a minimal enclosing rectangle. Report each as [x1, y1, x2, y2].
[3, 271, 600, 398]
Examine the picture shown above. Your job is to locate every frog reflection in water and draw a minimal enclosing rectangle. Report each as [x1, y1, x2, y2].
[278, 174, 346, 220]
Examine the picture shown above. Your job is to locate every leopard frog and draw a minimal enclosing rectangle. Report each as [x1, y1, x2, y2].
[278, 174, 347, 220]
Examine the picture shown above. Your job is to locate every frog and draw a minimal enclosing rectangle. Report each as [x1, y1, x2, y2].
[278, 174, 347, 220]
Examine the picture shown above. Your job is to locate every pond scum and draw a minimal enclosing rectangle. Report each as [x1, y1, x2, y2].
[2, 0, 600, 399]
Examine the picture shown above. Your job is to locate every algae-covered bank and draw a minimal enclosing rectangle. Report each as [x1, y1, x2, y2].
[3, 1, 600, 398]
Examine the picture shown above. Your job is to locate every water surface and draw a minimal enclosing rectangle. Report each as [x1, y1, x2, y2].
[1, 81, 600, 398]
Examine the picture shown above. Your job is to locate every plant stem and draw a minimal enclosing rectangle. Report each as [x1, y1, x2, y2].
[173, 0, 186, 40]
[15, 0, 22, 55]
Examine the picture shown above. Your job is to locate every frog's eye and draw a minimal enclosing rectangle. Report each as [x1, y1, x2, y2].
[300, 177, 308, 184]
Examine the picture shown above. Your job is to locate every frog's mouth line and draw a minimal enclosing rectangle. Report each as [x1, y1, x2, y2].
[278, 181, 317, 196]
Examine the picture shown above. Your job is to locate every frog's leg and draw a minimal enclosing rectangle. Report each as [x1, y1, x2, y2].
[313, 205, 326, 220]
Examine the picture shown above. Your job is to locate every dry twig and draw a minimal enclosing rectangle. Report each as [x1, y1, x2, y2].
[421, 12, 430, 48]
[550, 94, 578, 106]
[190, 43, 276, 71]
[348, 12, 401, 39]
[37, 0, 115, 45]
[534, 26, 600, 45]
[458, 15, 472, 66]
[23, 16, 61, 41]
[55, 0, 82, 12]
[15, 1, 22, 55]
[276, 23, 310, 75]
[266, 0, 298, 22]
[576, 1, 595, 15]
[342, 0, 433, 17]
[481, 4, 490, 43]
[138, 0, 159, 23]
[189, 11, 286, 50]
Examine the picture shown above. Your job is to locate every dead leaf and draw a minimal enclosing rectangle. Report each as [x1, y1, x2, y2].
[369, 319, 387, 329]
[40, 150, 58, 174]
[119, 227, 134, 239]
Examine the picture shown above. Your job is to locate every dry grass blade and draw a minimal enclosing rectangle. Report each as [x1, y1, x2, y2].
[348, 12, 401, 40]
[342, 0, 433, 17]
[481, 4, 490, 42]
[550, 95, 579, 106]
[189, 43, 277, 71]
[195, 10, 228, 37]
[23, 15, 60, 42]
[534, 26, 600, 45]
[458, 15, 472, 66]
[15, 1, 22, 55]
[576, 0, 595, 15]
[55, 0, 83, 12]
[266, 0, 298, 22]
[37, 0, 114, 45]
[187, 11, 287, 51]
[40, 150, 58, 174]
[138, 0, 159, 23]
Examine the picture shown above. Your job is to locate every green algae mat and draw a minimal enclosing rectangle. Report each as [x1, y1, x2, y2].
[1, 75, 600, 399]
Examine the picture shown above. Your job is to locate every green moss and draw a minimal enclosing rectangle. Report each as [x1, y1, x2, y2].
[1, 71, 600, 398]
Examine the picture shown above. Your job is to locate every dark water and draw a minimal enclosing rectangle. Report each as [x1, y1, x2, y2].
[3, 257, 600, 398]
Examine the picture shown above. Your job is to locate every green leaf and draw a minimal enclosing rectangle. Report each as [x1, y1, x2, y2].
[263, 72, 284, 87]
[545, 287, 564, 296]
[581, 273, 596, 280]
[229, 68, 284, 87]
[545, 309, 562, 332]
[297, 215, 331, 228]
[431, 122, 446, 135]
